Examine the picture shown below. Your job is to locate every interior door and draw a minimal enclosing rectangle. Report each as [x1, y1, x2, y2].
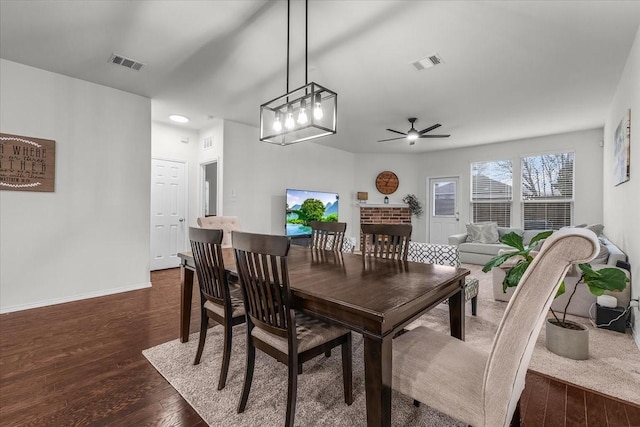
[429, 176, 460, 244]
[150, 158, 186, 270]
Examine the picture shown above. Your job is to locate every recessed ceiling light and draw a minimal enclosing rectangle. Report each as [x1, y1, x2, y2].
[169, 114, 189, 123]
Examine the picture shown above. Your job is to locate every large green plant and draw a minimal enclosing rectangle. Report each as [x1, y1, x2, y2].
[482, 231, 628, 327]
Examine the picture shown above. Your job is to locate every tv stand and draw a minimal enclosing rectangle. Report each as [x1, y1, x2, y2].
[290, 235, 311, 247]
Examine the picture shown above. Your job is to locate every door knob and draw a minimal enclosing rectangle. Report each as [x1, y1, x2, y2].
[179, 218, 185, 222]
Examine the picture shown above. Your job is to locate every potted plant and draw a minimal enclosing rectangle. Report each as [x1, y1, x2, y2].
[482, 231, 628, 359]
[402, 194, 423, 217]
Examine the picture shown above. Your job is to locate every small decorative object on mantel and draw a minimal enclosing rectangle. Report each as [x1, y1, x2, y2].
[384, 196, 389, 204]
[402, 194, 423, 217]
[0, 133, 56, 192]
[357, 191, 368, 203]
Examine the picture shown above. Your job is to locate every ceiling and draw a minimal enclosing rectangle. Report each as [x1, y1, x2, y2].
[1, 1, 639, 154]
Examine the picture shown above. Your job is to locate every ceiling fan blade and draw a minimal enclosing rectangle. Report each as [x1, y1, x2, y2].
[386, 128, 407, 136]
[377, 137, 406, 142]
[419, 134, 450, 138]
[418, 124, 442, 134]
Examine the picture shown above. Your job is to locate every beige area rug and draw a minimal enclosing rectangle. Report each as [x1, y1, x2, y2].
[143, 266, 640, 426]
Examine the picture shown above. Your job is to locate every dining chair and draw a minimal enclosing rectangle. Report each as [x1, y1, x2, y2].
[189, 227, 245, 390]
[392, 228, 599, 427]
[360, 223, 412, 260]
[310, 220, 347, 251]
[232, 231, 353, 427]
[197, 215, 241, 247]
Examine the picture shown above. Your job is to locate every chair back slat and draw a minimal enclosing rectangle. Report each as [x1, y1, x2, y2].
[310, 221, 347, 251]
[483, 229, 599, 427]
[233, 231, 292, 338]
[360, 223, 412, 261]
[189, 227, 228, 308]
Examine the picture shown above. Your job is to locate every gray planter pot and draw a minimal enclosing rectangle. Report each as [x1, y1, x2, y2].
[545, 319, 589, 360]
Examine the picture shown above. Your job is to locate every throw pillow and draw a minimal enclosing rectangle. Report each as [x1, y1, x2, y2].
[466, 222, 499, 244]
[592, 237, 610, 264]
[585, 223, 605, 236]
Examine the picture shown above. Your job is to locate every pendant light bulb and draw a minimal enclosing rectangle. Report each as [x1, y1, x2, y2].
[297, 99, 308, 125]
[313, 93, 323, 120]
[285, 105, 295, 130]
[273, 112, 283, 132]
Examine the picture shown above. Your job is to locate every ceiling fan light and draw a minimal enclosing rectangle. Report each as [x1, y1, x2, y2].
[407, 130, 419, 141]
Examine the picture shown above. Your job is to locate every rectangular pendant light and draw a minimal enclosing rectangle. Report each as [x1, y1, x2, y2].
[260, 82, 337, 146]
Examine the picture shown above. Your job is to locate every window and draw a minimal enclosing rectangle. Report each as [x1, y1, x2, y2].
[471, 160, 512, 226]
[521, 152, 574, 230]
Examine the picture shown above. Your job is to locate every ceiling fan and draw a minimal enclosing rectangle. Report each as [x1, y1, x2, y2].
[378, 118, 450, 145]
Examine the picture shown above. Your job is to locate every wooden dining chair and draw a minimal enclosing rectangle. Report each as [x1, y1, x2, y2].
[360, 223, 412, 260]
[310, 220, 347, 251]
[189, 227, 246, 390]
[392, 228, 599, 427]
[232, 231, 353, 427]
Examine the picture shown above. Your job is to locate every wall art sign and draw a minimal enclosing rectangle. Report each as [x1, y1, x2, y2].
[0, 133, 56, 192]
[613, 109, 631, 186]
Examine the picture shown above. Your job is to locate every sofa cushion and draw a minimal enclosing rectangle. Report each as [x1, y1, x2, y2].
[592, 237, 610, 264]
[465, 222, 499, 244]
[459, 242, 511, 256]
[522, 229, 552, 246]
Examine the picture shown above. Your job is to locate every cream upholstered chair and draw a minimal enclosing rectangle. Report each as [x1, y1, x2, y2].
[197, 216, 240, 247]
[392, 228, 599, 427]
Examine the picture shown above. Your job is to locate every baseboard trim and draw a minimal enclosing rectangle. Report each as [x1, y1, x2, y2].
[0, 282, 152, 314]
[633, 322, 640, 351]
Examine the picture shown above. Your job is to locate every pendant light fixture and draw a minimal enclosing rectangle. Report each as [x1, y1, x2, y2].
[259, 0, 337, 145]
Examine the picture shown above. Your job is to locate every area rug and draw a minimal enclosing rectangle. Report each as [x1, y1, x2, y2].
[143, 266, 639, 426]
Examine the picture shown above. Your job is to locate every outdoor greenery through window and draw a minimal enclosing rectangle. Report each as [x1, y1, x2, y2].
[471, 160, 512, 226]
[521, 152, 574, 230]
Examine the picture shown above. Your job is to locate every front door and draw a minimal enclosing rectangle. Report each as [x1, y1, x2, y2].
[150, 158, 186, 270]
[428, 176, 460, 244]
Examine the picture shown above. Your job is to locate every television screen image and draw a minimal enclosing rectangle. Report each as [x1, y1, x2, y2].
[286, 189, 339, 236]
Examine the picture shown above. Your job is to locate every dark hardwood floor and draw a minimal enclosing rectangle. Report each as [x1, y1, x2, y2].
[1, 268, 638, 426]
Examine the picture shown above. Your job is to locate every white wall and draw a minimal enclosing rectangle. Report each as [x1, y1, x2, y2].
[354, 129, 604, 242]
[222, 121, 356, 237]
[0, 59, 152, 313]
[603, 26, 640, 346]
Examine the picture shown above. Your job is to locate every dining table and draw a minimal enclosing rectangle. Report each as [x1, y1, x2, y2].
[178, 245, 469, 427]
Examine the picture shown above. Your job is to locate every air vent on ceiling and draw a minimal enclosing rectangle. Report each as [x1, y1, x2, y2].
[411, 53, 444, 71]
[109, 53, 144, 71]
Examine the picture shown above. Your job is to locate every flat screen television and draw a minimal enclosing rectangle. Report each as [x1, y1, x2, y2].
[286, 188, 339, 237]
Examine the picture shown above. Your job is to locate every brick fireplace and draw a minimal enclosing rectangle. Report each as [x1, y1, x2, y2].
[359, 205, 411, 225]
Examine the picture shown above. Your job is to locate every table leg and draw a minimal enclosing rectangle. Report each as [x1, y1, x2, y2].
[448, 279, 466, 340]
[363, 335, 392, 427]
[180, 265, 194, 343]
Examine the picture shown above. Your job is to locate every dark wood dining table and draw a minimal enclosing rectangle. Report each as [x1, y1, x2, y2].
[178, 245, 469, 427]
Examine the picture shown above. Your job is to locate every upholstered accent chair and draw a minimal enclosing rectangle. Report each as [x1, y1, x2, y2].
[360, 223, 412, 260]
[188, 227, 245, 390]
[197, 216, 241, 247]
[393, 228, 599, 426]
[232, 231, 353, 427]
[407, 242, 479, 315]
[310, 221, 347, 251]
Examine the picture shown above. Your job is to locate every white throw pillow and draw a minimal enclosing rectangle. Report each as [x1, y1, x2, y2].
[466, 222, 499, 244]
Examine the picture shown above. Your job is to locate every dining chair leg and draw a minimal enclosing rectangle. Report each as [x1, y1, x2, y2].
[325, 349, 331, 357]
[237, 339, 256, 413]
[341, 333, 353, 405]
[413, 400, 421, 407]
[471, 296, 478, 316]
[285, 353, 299, 427]
[509, 398, 522, 427]
[193, 307, 208, 365]
[217, 321, 233, 390]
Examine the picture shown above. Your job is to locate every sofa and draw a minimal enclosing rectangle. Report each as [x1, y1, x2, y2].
[492, 234, 630, 318]
[448, 225, 549, 265]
